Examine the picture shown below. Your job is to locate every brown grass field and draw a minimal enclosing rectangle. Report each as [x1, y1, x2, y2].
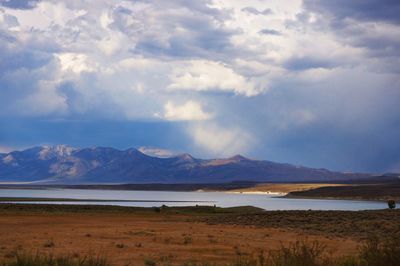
[1, 204, 399, 265]
[227, 183, 349, 194]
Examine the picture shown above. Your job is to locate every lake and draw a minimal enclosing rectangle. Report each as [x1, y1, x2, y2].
[0, 188, 386, 211]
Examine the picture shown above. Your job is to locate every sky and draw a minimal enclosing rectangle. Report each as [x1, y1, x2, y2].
[0, 0, 399, 173]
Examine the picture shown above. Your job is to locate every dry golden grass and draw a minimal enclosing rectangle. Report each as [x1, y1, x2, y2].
[0, 205, 358, 266]
[228, 183, 350, 194]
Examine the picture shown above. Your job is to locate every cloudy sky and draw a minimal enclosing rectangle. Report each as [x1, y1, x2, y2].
[0, 0, 399, 173]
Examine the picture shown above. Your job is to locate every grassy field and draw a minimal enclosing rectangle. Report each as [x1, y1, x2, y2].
[0, 204, 399, 265]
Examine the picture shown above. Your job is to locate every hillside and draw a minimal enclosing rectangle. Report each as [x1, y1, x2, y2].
[286, 176, 400, 201]
[0, 145, 371, 184]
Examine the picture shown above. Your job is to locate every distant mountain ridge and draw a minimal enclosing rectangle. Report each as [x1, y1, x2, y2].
[0, 145, 371, 184]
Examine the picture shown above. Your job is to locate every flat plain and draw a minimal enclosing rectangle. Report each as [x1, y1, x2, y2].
[1, 204, 398, 265]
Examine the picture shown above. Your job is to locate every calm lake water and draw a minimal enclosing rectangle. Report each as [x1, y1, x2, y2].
[0, 188, 386, 211]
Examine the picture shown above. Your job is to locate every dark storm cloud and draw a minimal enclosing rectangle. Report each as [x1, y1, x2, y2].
[0, 25, 56, 114]
[110, 1, 239, 60]
[132, 29, 236, 59]
[259, 28, 281, 36]
[284, 56, 336, 71]
[214, 77, 400, 173]
[300, 0, 400, 59]
[0, 118, 191, 154]
[350, 33, 400, 57]
[131, 0, 226, 18]
[242, 7, 273, 16]
[304, 0, 400, 25]
[0, 47, 51, 73]
[0, 0, 38, 9]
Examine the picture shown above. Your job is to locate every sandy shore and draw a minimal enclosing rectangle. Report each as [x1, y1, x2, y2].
[226, 191, 287, 196]
[227, 183, 350, 194]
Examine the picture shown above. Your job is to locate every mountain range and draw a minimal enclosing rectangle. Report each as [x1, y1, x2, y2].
[0, 145, 371, 184]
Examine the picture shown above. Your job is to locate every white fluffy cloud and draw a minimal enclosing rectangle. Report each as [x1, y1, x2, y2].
[1, 0, 393, 120]
[160, 101, 212, 121]
[168, 60, 262, 96]
[56, 53, 97, 74]
[188, 123, 255, 157]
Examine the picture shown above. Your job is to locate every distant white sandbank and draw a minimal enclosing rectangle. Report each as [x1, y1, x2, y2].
[226, 191, 287, 196]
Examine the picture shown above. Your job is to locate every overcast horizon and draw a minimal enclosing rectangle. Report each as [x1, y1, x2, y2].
[0, 0, 399, 173]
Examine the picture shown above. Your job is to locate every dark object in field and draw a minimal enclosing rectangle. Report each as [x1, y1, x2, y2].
[388, 200, 396, 209]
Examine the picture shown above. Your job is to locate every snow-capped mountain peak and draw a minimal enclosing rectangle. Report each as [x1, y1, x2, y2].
[38, 145, 76, 160]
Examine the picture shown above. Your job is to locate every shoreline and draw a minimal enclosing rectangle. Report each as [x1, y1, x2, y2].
[225, 191, 287, 196]
[0, 197, 215, 203]
[1, 182, 398, 203]
[0, 186, 391, 203]
[284, 194, 398, 202]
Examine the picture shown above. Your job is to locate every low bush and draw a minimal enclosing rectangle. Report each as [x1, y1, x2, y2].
[4, 252, 109, 266]
[358, 234, 400, 266]
[2, 234, 400, 266]
[267, 240, 327, 266]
